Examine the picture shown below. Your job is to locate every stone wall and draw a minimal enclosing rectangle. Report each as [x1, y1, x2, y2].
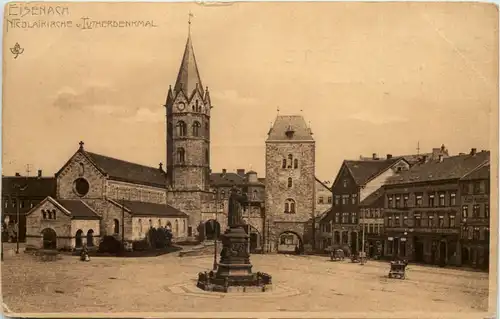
[107, 180, 166, 204]
[25, 200, 72, 250]
[131, 216, 188, 241]
[167, 190, 203, 237]
[71, 219, 101, 247]
[265, 141, 315, 249]
[57, 151, 106, 200]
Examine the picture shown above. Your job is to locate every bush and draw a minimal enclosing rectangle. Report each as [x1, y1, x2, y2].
[132, 239, 150, 251]
[98, 236, 122, 254]
[147, 227, 173, 249]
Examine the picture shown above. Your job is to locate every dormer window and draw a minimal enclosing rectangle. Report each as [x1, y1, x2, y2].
[285, 125, 295, 138]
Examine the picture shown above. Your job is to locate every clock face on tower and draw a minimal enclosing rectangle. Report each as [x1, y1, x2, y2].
[177, 102, 186, 111]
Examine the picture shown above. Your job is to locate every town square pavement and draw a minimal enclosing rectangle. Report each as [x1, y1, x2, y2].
[1, 244, 490, 314]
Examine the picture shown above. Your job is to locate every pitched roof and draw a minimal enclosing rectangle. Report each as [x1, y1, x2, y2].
[386, 151, 490, 185]
[112, 199, 188, 218]
[343, 158, 404, 186]
[174, 34, 204, 99]
[84, 151, 167, 188]
[359, 187, 385, 207]
[315, 177, 332, 191]
[2, 176, 56, 197]
[266, 115, 314, 142]
[58, 199, 101, 220]
[461, 161, 490, 181]
[209, 172, 265, 187]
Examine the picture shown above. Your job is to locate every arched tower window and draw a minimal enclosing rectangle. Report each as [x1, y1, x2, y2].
[284, 198, 296, 213]
[177, 148, 185, 163]
[287, 154, 293, 168]
[294, 159, 299, 169]
[252, 190, 258, 200]
[195, 100, 201, 112]
[287, 177, 293, 188]
[192, 121, 201, 137]
[176, 121, 187, 137]
[113, 219, 119, 234]
[282, 159, 287, 169]
[78, 163, 85, 176]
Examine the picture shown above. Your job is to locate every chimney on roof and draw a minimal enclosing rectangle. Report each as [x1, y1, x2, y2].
[15, 172, 20, 177]
[37, 170, 42, 177]
[222, 169, 227, 175]
[386, 154, 392, 160]
[470, 148, 477, 156]
[159, 163, 163, 171]
[237, 169, 245, 176]
[372, 153, 378, 160]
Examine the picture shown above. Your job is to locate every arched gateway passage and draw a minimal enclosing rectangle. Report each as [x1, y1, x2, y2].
[41, 228, 57, 250]
[277, 231, 303, 254]
[204, 219, 221, 240]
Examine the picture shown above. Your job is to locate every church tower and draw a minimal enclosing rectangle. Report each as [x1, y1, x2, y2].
[165, 27, 211, 192]
[164, 20, 212, 238]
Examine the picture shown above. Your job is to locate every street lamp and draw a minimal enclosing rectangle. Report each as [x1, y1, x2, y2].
[13, 183, 28, 254]
[212, 189, 219, 271]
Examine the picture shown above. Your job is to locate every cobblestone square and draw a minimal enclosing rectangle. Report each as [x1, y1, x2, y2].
[1, 246, 490, 314]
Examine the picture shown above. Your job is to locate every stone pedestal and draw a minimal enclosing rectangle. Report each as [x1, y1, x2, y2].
[197, 226, 272, 293]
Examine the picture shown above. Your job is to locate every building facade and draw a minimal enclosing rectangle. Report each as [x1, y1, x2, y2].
[459, 161, 490, 270]
[265, 115, 315, 253]
[383, 149, 489, 266]
[320, 154, 410, 254]
[25, 143, 189, 251]
[2, 171, 56, 242]
[359, 187, 385, 258]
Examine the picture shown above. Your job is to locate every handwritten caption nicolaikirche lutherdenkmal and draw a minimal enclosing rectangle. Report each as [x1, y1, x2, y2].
[5, 3, 158, 32]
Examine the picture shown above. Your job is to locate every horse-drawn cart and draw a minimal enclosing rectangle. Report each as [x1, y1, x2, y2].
[388, 260, 408, 279]
[330, 249, 345, 261]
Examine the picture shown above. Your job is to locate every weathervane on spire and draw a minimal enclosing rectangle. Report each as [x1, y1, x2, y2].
[188, 11, 194, 34]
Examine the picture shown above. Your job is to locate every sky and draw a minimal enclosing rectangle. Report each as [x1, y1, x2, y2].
[2, 2, 498, 181]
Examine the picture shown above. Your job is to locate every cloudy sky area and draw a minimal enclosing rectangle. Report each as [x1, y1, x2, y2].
[2, 2, 497, 181]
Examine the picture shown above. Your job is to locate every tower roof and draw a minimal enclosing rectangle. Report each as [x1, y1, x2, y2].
[174, 34, 204, 98]
[267, 115, 314, 142]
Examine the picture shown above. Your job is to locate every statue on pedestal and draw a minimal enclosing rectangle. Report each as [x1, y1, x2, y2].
[227, 186, 248, 228]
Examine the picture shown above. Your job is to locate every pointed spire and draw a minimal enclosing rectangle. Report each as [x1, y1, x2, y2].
[174, 13, 203, 99]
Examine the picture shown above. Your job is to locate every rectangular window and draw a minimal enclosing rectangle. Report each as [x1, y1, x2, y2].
[428, 194, 435, 207]
[473, 182, 481, 194]
[334, 196, 340, 206]
[342, 213, 349, 223]
[473, 227, 480, 240]
[388, 196, 393, 208]
[428, 215, 434, 227]
[438, 193, 445, 207]
[350, 213, 357, 224]
[450, 193, 456, 206]
[327, 196, 332, 204]
[416, 193, 423, 207]
[473, 205, 480, 218]
[462, 205, 468, 219]
[11, 199, 16, 208]
[395, 196, 401, 208]
[387, 216, 393, 227]
[4, 199, 8, 209]
[438, 216, 445, 228]
[449, 216, 455, 228]
[351, 194, 357, 205]
[343, 180, 348, 188]
[341, 195, 349, 205]
[403, 215, 408, 226]
[485, 204, 489, 219]
[335, 213, 340, 223]
[318, 197, 324, 204]
[394, 215, 400, 226]
[414, 215, 421, 227]
[403, 195, 409, 208]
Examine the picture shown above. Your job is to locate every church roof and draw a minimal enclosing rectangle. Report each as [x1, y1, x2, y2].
[84, 151, 167, 188]
[58, 199, 101, 220]
[174, 34, 204, 99]
[266, 115, 314, 142]
[110, 199, 188, 218]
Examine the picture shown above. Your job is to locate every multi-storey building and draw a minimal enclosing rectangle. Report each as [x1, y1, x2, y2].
[459, 160, 490, 270]
[320, 154, 410, 254]
[359, 187, 385, 258]
[265, 115, 315, 253]
[2, 171, 56, 242]
[383, 149, 489, 266]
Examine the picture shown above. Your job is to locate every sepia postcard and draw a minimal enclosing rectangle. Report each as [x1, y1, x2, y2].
[1, 1, 498, 318]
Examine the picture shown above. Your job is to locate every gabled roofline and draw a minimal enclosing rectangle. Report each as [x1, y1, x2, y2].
[314, 177, 331, 191]
[54, 148, 106, 178]
[107, 198, 133, 214]
[364, 157, 410, 185]
[77, 200, 102, 220]
[25, 196, 72, 217]
[331, 161, 351, 189]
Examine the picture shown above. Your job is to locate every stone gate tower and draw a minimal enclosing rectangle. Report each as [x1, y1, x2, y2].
[264, 115, 316, 252]
[165, 29, 212, 237]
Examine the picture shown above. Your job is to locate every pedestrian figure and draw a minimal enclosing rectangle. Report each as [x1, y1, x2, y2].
[80, 244, 90, 262]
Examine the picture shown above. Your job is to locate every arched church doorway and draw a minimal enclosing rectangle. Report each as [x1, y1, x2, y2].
[41, 228, 57, 250]
[277, 231, 303, 254]
[75, 229, 83, 248]
[204, 219, 221, 240]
